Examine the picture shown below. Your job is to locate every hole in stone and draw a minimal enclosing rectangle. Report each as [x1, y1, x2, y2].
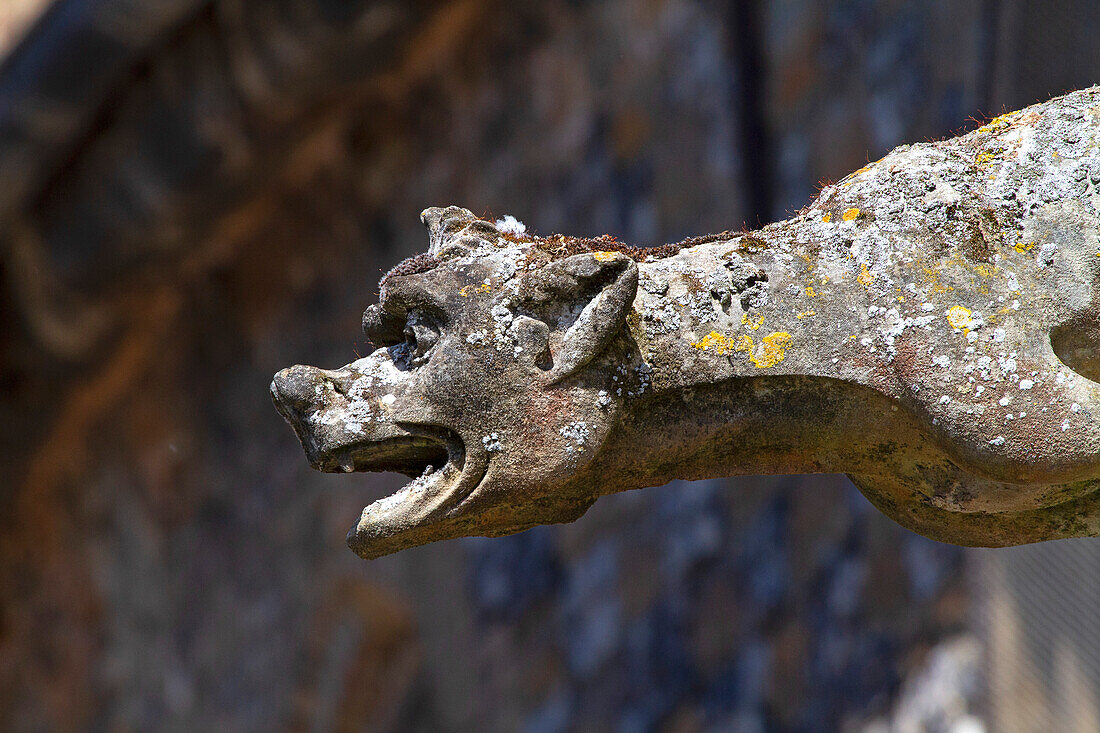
[1051, 315, 1100, 383]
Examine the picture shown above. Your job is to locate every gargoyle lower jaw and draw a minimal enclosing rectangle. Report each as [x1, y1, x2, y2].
[341, 425, 490, 559]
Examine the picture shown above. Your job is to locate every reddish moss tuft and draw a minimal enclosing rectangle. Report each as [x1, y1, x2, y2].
[380, 253, 441, 287]
[532, 230, 739, 262]
[379, 221, 746, 288]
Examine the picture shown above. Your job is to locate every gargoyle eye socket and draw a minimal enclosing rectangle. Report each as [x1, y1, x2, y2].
[402, 309, 440, 364]
[362, 299, 444, 350]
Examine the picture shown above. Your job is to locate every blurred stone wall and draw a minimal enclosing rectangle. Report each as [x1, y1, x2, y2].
[0, 0, 1093, 730]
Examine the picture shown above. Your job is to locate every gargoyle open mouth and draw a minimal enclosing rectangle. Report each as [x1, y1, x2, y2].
[327, 430, 457, 478]
[319, 424, 489, 551]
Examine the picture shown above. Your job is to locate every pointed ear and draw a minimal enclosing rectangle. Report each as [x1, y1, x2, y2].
[522, 252, 638, 383]
[421, 205, 502, 258]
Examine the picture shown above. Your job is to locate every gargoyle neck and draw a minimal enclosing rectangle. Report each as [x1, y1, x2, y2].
[629, 217, 882, 395]
[588, 216, 929, 490]
[593, 373, 931, 492]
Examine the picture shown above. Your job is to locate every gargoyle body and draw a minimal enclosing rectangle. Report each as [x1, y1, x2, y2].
[274, 87, 1100, 558]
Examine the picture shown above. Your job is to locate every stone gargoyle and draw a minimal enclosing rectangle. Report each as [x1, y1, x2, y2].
[273, 87, 1100, 559]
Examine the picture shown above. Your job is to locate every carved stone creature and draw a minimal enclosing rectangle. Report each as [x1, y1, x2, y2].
[274, 87, 1100, 558]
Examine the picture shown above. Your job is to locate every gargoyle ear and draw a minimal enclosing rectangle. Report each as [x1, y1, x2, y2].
[524, 251, 639, 383]
[421, 206, 501, 259]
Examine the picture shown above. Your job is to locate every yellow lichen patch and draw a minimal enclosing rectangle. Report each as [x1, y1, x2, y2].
[841, 166, 872, 188]
[842, 207, 861, 222]
[690, 330, 735, 354]
[919, 263, 953, 294]
[822, 212, 832, 223]
[741, 313, 764, 330]
[856, 263, 874, 287]
[592, 251, 618, 262]
[946, 305, 972, 330]
[916, 252, 997, 300]
[737, 331, 793, 368]
[970, 262, 997, 280]
[796, 310, 815, 319]
[975, 150, 996, 167]
[759, 332, 793, 367]
[805, 286, 817, 297]
[1014, 241, 1035, 253]
[978, 111, 1019, 134]
[460, 281, 492, 297]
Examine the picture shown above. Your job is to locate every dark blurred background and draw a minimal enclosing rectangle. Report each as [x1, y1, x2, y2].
[1, 1, 1098, 730]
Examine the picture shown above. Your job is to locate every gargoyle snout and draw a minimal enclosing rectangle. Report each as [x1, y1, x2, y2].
[271, 365, 326, 415]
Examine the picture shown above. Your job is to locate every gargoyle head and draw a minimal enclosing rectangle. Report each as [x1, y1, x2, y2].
[272, 206, 647, 558]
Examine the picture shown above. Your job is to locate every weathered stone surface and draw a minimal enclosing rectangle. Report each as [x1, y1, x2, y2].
[11, 0, 1096, 727]
[275, 86, 1100, 558]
